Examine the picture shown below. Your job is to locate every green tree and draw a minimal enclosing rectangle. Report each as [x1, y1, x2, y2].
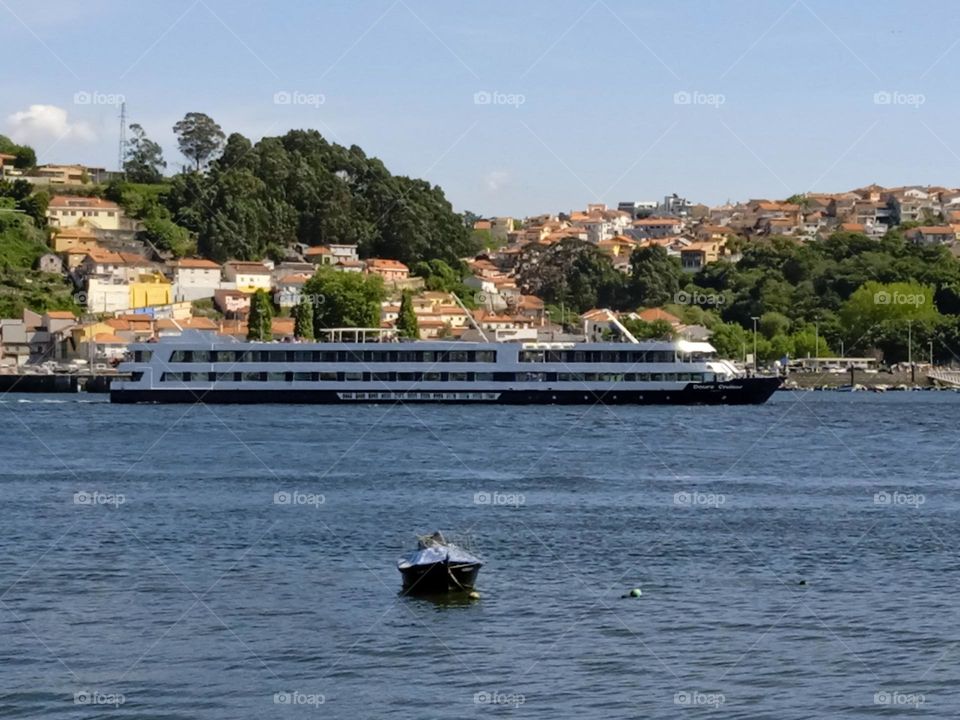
[173, 112, 225, 171]
[629, 245, 684, 307]
[247, 289, 274, 341]
[124, 123, 167, 183]
[709, 321, 750, 361]
[758, 311, 791, 339]
[839, 281, 939, 347]
[293, 295, 315, 339]
[303, 269, 385, 334]
[516, 238, 625, 312]
[140, 216, 194, 257]
[622, 318, 676, 340]
[397, 289, 419, 338]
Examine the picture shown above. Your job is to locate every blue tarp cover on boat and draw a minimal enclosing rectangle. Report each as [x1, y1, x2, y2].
[397, 544, 481, 569]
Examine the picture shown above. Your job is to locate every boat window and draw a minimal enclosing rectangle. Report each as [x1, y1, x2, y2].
[424, 372, 441, 382]
[449, 372, 468, 382]
[474, 373, 493, 381]
[267, 372, 286, 382]
[650, 373, 663, 381]
[344, 372, 362, 381]
[293, 372, 314, 381]
[372, 372, 394, 382]
[192, 350, 210, 363]
[320, 372, 337, 381]
[170, 350, 189, 362]
[663, 373, 677, 381]
[134, 350, 152, 362]
[476, 350, 496, 363]
[242, 372, 263, 382]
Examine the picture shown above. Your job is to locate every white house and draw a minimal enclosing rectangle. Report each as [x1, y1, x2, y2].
[223, 261, 273, 293]
[168, 258, 223, 301]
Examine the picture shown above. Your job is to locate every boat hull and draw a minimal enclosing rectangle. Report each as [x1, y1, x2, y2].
[400, 562, 481, 595]
[110, 377, 782, 405]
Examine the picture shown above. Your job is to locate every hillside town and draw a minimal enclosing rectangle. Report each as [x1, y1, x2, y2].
[3, 151, 960, 371]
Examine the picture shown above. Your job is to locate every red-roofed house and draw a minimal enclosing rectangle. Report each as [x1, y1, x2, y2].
[366, 258, 409, 283]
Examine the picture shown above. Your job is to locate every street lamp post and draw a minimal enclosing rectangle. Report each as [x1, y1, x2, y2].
[751, 316, 759, 374]
[907, 320, 914, 385]
[814, 321, 819, 372]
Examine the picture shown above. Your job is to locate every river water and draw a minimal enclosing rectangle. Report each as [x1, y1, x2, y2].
[1, 391, 959, 718]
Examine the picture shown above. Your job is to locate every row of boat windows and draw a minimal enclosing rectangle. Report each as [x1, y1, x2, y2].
[135, 349, 693, 365]
[519, 350, 688, 363]
[156, 371, 708, 383]
[150, 349, 499, 364]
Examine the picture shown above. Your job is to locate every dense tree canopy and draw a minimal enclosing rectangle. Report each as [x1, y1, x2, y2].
[164, 129, 478, 265]
[302, 269, 385, 334]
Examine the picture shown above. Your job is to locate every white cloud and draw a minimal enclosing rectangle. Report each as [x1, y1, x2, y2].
[6, 104, 96, 145]
[485, 171, 510, 192]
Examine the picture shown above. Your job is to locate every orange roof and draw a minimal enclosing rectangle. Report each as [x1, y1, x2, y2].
[48, 196, 120, 210]
[45, 310, 77, 320]
[170, 258, 220, 270]
[278, 273, 311, 284]
[840, 222, 866, 232]
[304, 246, 331, 256]
[93, 333, 128, 344]
[632, 217, 681, 226]
[54, 227, 97, 238]
[917, 226, 955, 234]
[367, 258, 409, 271]
[636, 308, 681, 325]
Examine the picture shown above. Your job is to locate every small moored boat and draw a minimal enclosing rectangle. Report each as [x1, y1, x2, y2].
[397, 532, 482, 594]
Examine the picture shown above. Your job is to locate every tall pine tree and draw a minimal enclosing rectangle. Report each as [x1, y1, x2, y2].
[293, 295, 315, 339]
[397, 290, 419, 339]
[247, 289, 274, 341]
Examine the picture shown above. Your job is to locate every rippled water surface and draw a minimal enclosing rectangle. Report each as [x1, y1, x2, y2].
[2, 391, 960, 718]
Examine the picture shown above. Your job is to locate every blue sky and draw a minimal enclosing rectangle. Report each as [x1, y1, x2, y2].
[3, 0, 960, 216]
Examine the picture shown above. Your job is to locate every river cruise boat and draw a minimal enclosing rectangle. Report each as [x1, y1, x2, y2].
[109, 330, 781, 405]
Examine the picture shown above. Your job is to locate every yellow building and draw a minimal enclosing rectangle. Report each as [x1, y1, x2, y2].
[129, 273, 172, 309]
[52, 227, 100, 252]
[47, 196, 123, 230]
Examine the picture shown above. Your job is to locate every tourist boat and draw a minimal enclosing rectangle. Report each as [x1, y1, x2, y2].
[109, 330, 782, 405]
[397, 532, 482, 594]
